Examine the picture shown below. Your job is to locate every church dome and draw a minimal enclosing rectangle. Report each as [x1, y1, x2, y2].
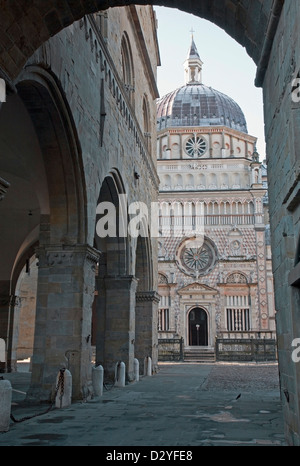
[157, 84, 248, 133]
[157, 38, 248, 134]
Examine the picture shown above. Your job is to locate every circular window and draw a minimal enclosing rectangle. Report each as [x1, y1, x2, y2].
[176, 237, 218, 277]
[185, 136, 207, 158]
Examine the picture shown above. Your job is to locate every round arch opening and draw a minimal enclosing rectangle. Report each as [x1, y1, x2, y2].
[188, 307, 208, 347]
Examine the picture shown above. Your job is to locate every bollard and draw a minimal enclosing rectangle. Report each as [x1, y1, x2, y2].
[0, 338, 5, 363]
[144, 356, 152, 377]
[115, 361, 125, 387]
[55, 368, 72, 408]
[134, 358, 139, 382]
[0, 379, 12, 432]
[92, 364, 104, 397]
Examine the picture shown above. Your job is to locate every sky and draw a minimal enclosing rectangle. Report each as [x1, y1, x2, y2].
[154, 6, 266, 160]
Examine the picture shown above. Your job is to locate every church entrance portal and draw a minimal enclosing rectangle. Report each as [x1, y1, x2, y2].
[188, 308, 208, 347]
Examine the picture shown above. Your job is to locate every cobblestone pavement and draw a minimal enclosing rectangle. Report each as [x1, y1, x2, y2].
[0, 362, 287, 447]
[201, 362, 280, 391]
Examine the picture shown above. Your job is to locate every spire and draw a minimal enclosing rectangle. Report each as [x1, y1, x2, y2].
[184, 35, 203, 85]
[187, 35, 200, 60]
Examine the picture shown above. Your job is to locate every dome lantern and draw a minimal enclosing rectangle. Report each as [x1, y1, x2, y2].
[184, 36, 203, 85]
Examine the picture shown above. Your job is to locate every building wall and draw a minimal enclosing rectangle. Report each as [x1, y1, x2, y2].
[1, 0, 300, 445]
[262, 0, 300, 446]
[157, 125, 276, 355]
[0, 6, 160, 398]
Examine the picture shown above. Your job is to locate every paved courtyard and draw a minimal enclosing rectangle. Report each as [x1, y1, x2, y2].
[0, 362, 286, 447]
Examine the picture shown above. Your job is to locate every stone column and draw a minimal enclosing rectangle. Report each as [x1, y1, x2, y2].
[6, 295, 21, 372]
[95, 275, 138, 382]
[135, 291, 160, 373]
[180, 133, 183, 159]
[28, 244, 99, 402]
[0, 281, 11, 372]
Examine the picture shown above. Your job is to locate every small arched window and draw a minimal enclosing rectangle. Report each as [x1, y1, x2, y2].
[121, 33, 135, 106]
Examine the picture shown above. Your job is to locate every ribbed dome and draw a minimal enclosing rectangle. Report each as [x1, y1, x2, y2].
[157, 83, 248, 133]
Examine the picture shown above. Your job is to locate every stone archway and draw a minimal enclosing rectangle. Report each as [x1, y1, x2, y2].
[11, 254, 38, 366]
[0, 84, 46, 373]
[8, 242, 39, 372]
[0, 1, 283, 88]
[94, 171, 135, 380]
[135, 234, 160, 374]
[8, 66, 98, 401]
[15, 66, 87, 245]
[1, 0, 300, 445]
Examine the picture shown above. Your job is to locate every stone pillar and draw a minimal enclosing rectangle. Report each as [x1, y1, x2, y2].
[0, 281, 11, 372]
[6, 295, 20, 372]
[179, 133, 183, 159]
[0, 339, 5, 364]
[0, 379, 12, 432]
[92, 364, 104, 397]
[135, 291, 160, 373]
[28, 244, 99, 402]
[55, 368, 72, 408]
[95, 275, 138, 382]
[133, 358, 139, 382]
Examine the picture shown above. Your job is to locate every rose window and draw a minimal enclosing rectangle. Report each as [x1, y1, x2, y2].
[185, 136, 207, 158]
[183, 244, 212, 271]
[176, 237, 218, 277]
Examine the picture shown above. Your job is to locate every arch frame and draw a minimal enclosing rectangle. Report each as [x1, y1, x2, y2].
[186, 305, 209, 348]
[0, 1, 284, 90]
[14, 64, 88, 246]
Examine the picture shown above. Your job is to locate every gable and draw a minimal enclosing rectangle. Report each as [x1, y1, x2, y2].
[177, 282, 218, 295]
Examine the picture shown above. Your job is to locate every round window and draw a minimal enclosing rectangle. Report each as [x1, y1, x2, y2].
[185, 136, 207, 158]
[176, 237, 218, 278]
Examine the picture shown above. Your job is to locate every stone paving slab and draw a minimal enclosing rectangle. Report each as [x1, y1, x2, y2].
[0, 362, 287, 447]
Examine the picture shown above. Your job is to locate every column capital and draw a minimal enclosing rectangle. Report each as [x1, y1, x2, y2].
[104, 275, 138, 292]
[36, 244, 100, 268]
[136, 290, 160, 304]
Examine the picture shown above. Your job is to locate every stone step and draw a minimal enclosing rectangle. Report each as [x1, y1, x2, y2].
[184, 349, 216, 362]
